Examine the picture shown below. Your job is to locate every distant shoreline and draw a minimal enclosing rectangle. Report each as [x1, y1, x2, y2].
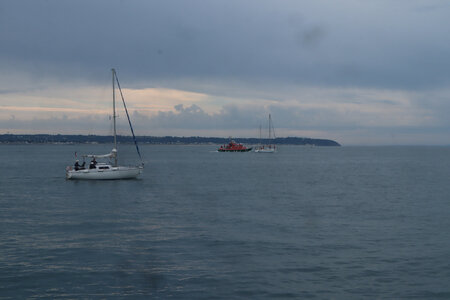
[0, 134, 341, 146]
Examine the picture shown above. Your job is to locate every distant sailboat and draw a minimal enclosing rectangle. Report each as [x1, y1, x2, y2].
[65, 69, 143, 180]
[254, 114, 277, 153]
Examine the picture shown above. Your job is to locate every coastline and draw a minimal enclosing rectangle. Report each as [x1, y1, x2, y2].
[0, 134, 341, 146]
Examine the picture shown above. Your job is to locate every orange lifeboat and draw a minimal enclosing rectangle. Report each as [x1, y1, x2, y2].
[218, 140, 252, 152]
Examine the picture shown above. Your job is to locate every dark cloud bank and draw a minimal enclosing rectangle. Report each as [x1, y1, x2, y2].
[2, 0, 450, 91]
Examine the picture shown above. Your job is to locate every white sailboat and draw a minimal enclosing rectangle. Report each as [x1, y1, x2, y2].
[66, 69, 143, 180]
[254, 114, 277, 153]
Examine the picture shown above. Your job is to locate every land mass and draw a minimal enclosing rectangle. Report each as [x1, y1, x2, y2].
[0, 134, 341, 146]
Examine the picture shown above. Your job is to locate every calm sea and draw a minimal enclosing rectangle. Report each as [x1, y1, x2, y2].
[1, 144, 450, 299]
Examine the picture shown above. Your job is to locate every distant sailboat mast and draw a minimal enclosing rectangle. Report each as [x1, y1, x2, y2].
[269, 113, 276, 140]
[268, 114, 272, 140]
[259, 124, 262, 146]
[112, 68, 118, 167]
[255, 113, 277, 153]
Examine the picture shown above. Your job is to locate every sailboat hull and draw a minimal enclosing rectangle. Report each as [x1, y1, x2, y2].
[66, 166, 142, 180]
[254, 148, 276, 153]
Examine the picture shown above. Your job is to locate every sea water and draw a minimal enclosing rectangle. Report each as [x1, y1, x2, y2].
[1, 144, 450, 299]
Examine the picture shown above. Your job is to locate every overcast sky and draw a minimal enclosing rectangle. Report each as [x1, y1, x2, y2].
[1, 0, 450, 145]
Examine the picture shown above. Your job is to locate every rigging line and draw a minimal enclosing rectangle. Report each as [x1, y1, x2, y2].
[114, 72, 144, 164]
[271, 115, 276, 140]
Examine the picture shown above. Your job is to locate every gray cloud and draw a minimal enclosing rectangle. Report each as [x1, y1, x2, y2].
[133, 104, 265, 131]
[299, 25, 327, 48]
[2, 0, 450, 91]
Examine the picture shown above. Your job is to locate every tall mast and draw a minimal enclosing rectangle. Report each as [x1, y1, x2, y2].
[259, 124, 262, 145]
[268, 114, 272, 140]
[112, 68, 118, 166]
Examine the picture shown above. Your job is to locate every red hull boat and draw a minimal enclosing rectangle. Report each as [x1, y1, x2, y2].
[218, 140, 252, 152]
